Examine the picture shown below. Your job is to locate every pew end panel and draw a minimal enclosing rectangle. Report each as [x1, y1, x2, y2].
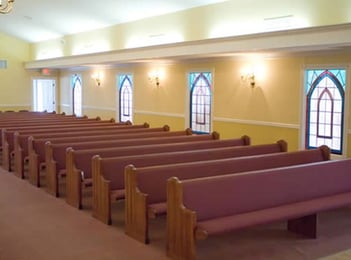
[92, 155, 112, 225]
[125, 165, 149, 244]
[14, 133, 35, 181]
[28, 137, 42, 187]
[13, 132, 25, 178]
[66, 147, 83, 208]
[1, 129, 11, 171]
[166, 177, 197, 260]
[46, 161, 59, 196]
[45, 141, 59, 193]
[1, 128, 5, 149]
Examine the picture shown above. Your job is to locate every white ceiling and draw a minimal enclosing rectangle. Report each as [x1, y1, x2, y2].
[0, 0, 227, 43]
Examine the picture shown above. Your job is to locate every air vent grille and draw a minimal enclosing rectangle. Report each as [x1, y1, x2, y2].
[0, 60, 8, 69]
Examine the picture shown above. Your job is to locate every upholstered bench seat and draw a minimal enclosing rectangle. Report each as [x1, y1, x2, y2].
[195, 192, 351, 239]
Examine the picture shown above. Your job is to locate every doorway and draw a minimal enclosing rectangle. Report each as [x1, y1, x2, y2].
[33, 78, 56, 112]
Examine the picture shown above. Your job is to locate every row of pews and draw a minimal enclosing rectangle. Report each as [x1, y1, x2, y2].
[1, 110, 351, 260]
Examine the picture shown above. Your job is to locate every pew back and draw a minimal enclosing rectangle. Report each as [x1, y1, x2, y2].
[124, 146, 330, 243]
[133, 146, 330, 205]
[92, 140, 287, 224]
[105, 140, 287, 191]
[65, 133, 240, 206]
[166, 158, 351, 259]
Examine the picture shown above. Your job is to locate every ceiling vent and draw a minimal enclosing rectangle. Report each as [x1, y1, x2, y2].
[0, 60, 8, 69]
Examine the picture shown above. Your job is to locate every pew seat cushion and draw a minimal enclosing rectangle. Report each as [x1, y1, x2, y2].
[195, 192, 351, 239]
[83, 178, 92, 187]
[148, 202, 167, 218]
[110, 189, 125, 201]
[183, 160, 351, 222]
[58, 169, 66, 178]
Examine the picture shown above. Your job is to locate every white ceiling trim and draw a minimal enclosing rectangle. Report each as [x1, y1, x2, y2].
[24, 23, 351, 70]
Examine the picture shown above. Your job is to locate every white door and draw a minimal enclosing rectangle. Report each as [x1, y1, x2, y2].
[33, 79, 56, 112]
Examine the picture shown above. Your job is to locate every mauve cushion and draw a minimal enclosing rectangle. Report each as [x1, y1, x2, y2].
[195, 192, 351, 236]
[183, 159, 351, 221]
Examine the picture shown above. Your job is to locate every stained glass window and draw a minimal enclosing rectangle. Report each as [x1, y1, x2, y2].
[189, 72, 212, 133]
[72, 74, 82, 117]
[305, 69, 346, 154]
[118, 74, 133, 123]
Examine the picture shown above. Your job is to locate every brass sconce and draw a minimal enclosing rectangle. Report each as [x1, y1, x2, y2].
[0, 0, 14, 14]
[241, 73, 256, 87]
[91, 72, 102, 87]
[148, 71, 161, 87]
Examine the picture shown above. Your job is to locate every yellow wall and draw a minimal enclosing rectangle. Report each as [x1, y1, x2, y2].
[213, 121, 300, 151]
[0, 33, 31, 111]
[53, 53, 351, 156]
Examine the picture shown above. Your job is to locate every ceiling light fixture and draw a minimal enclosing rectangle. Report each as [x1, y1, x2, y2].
[0, 0, 14, 14]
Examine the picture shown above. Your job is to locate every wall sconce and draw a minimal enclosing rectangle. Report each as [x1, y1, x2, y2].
[0, 0, 15, 14]
[91, 72, 103, 87]
[241, 73, 256, 87]
[148, 71, 161, 87]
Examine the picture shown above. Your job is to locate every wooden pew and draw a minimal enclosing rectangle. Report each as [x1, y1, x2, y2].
[25, 125, 171, 183]
[0, 111, 76, 146]
[7, 120, 130, 156]
[44, 130, 200, 185]
[3, 122, 152, 171]
[65, 135, 248, 208]
[0, 111, 45, 117]
[13, 122, 157, 178]
[92, 140, 287, 225]
[2, 120, 121, 139]
[0, 111, 67, 122]
[0, 114, 108, 147]
[3, 119, 135, 158]
[166, 158, 351, 260]
[1, 118, 124, 167]
[39, 129, 194, 188]
[0, 116, 113, 129]
[0, 113, 104, 146]
[0, 114, 107, 130]
[124, 146, 330, 244]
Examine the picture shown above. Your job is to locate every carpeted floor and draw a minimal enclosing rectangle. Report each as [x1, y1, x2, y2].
[1, 166, 351, 260]
[0, 168, 167, 260]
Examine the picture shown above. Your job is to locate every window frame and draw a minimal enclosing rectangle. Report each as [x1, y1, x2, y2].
[188, 71, 213, 134]
[303, 67, 348, 156]
[72, 74, 82, 117]
[117, 73, 133, 123]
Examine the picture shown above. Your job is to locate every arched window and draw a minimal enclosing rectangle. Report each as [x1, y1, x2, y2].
[305, 69, 346, 154]
[72, 74, 82, 117]
[189, 72, 212, 134]
[118, 74, 133, 123]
